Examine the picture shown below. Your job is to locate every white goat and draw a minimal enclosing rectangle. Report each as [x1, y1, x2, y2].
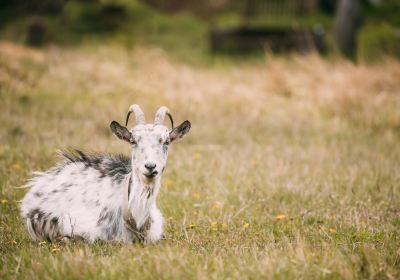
[20, 105, 191, 243]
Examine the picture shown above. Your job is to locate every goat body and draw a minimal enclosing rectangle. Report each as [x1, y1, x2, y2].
[20, 104, 191, 244]
[20, 151, 163, 243]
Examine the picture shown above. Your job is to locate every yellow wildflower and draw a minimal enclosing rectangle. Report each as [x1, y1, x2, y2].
[251, 159, 259, 167]
[0, 199, 8, 204]
[243, 223, 250, 229]
[276, 214, 286, 220]
[51, 244, 60, 252]
[187, 224, 196, 229]
[192, 153, 202, 161]
[12, 163, 22, 171]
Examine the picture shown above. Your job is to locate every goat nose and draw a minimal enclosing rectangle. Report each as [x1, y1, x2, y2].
[144, 162, 156, 171]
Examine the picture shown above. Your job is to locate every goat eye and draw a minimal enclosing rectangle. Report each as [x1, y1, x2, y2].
[130, 138, 137, 145]
[163, 140, 170, 146]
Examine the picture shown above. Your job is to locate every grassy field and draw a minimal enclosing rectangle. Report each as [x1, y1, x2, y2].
[0, 41, 400, 279]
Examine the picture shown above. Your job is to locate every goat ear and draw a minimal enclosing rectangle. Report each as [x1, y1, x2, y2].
[110, 121, 132, 143]
[170, 120, 191, 142]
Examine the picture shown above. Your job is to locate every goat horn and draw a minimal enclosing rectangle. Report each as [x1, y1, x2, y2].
[125, 104, 146, 126]
[154, 106, 174, 128]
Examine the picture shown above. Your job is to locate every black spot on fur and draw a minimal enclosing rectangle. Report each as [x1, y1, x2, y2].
[27, 208, 60, 241]
[142, 186, 154, 199]
[61, 150, 131, 182]
[61, 183, 72, 192]
[52, 166, 62, 175]
[97, 207, 115, 226]
[147, 189, 152, 199]
[101, 207, 121, 240]
[34, 192, 43, 197]
[51, 217, 58, 228]
[28, 208, 45, 220]
[128, 177, 132, 197]
[41, 219, 48, 231]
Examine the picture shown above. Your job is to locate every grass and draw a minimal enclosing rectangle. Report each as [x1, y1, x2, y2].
[0, 1, 210, 64]
[0, 41, 400, 279]
[358, 23, 400, 63]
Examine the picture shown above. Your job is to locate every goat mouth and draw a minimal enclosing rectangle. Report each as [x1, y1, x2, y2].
[143, 171, 158, 179]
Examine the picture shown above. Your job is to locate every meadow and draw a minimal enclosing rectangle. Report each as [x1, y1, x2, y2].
[0, 41, 400, 279]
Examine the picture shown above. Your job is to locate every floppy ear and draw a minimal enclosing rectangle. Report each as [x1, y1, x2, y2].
[170, 120, 191, 142]
[110, 121, 132, 143]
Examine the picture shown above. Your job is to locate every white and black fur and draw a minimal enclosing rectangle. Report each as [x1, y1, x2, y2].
[20, 105, 191, 244]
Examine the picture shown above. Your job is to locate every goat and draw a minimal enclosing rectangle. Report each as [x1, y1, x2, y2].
[20, 105, 191, 244]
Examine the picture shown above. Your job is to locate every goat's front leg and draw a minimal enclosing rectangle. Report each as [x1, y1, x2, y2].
[144, 205, 164, 244]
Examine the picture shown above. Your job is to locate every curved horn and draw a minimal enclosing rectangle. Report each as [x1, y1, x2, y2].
[125, 104, 146, 126]
[154, 106, 174, 128]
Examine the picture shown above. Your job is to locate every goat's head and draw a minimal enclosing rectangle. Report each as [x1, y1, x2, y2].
[110, 104, 191, 182]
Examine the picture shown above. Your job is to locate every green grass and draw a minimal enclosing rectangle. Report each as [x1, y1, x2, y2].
[358, 23, 400, 63]
[0, 0, 210, 64]
[0, 43, 400, 279]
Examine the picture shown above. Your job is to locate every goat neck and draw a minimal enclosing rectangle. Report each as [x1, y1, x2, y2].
[126, 170, 160, 229]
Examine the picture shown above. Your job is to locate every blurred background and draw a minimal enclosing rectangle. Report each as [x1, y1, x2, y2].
[0, 0, 399, 62]
[1, 2, 400, 278]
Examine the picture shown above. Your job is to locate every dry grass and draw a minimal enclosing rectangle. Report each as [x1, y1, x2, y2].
[1, 42, 400, 279]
